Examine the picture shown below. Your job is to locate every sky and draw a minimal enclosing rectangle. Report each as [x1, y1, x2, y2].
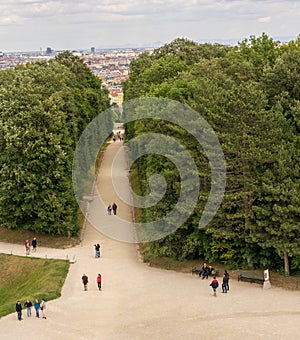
[0, 0, 299, 52]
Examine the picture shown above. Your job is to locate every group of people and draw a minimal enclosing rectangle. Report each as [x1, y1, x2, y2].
[198, 263, 217, 279]
[209, 270, 230, 297]
[81, 273, 102, 291]
[24, 237, 37, 255]
[107, 202, 117, 215]
[112, 131, 123, 142]
[16, 298, 46, 321]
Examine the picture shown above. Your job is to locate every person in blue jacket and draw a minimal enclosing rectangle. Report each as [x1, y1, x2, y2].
[34, 298, 41, 318]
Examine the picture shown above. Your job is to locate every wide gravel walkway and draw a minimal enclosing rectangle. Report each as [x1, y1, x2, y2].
[0, 136, 300, 340]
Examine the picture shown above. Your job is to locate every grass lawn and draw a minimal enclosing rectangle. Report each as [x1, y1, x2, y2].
[0, 253, 69, 318]
[0, 226, 80, 249]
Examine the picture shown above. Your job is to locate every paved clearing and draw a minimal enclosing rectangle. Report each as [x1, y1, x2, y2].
[0, 138, 299, 340]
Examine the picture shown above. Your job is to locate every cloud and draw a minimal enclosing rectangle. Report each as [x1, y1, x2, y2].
[0, 0, 299, 51]
[259, 16, 271, 23]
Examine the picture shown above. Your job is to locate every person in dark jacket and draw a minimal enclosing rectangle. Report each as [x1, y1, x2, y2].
[31, 237, 37, 252]
[224, 270, 230, 291]
[199, 263, 209, 279]
[82, 274, 88, 291]
[24, 299, 32, 317]
[112, 202, 117, 215]
[210, 277, 219, 297]
[16, 300, 22, 321]
[94, 243, 100, 258]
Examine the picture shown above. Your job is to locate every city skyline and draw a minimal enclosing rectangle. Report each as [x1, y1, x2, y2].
[0, 0, 299, 52]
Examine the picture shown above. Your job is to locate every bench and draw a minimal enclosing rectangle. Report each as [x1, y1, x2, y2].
[238, 271, 264, 284]
[192, 266, 219, 277]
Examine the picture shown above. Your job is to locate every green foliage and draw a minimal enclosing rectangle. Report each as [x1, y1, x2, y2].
[124, 35, 300, 274]
[0, 254, 69, 317]
[0, 52, 111, 235]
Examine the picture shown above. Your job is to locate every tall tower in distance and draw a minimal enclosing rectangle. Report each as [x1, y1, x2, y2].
[46, 47, 52, 55]
[91, 47, 95, 54]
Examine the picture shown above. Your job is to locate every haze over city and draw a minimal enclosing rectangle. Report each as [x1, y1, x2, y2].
[0, 0, 299, 52]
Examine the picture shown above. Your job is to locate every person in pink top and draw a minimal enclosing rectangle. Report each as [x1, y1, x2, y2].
[25, 240, 30, 255]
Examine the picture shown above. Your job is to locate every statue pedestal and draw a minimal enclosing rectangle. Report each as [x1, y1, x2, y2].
[263, 280, 272, 289]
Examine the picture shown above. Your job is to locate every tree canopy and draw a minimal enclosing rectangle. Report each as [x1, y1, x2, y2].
[0, 52, 111, 235]
[123, 34, 300, 274]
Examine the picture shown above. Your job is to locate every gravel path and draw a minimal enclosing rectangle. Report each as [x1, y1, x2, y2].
[0, 137, 300, 340]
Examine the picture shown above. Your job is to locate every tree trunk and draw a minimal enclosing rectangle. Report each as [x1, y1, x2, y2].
[283, 252, 290, 276]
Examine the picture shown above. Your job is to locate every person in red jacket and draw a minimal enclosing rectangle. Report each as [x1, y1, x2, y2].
[97, 273, 102, 291]
[210, 276, 219, 297]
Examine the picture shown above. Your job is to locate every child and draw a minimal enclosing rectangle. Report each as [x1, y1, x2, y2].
[210, 276, 219, 297]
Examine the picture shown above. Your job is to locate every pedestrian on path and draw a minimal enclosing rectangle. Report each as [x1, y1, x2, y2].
[224, 270, 230, 291]
[107, 204, 112, 215]
[40, 298, 46, 319]
[94, 243, 100, 258]
[16, 300, 22, 321]
[25, 239, 30, 255]
[24, 299, 32, 317]
[210, 276, 219, 297]
[97, 274, 102, 291]
[112, 202, 117, 215]
[34, 298, 40, 318]
[82, 274, 88, 291]
[31, 237, 37, 252]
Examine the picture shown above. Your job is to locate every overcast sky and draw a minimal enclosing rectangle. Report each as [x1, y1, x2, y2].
[0, 0, 299, 52]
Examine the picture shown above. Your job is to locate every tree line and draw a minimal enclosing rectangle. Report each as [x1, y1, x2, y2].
[0, 51, 111, 236]
[123, 34, 300, 275]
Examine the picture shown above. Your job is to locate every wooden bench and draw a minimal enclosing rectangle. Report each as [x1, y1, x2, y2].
[238, 271, 264, 284]
[192, 266, 219, 277]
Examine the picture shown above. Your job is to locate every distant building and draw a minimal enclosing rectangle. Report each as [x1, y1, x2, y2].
[91, 47, 95, 53]
[46, 47, 52, 55]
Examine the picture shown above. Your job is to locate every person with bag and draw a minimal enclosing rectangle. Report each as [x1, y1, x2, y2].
[40, 298, 46, 319]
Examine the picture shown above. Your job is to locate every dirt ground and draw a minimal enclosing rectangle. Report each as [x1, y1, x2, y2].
[0, 137, 299, 340]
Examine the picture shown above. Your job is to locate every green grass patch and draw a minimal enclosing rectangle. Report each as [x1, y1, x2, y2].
[0, 226, 80, 249]
[129, 165, 143, 223]
[0, 253, 70, 317]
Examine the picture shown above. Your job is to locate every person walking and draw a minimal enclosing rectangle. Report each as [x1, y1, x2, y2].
[94, 243, 101, 258]
[222, 274, 228, 293]
[34, 298, 40, 318]
[31, 237, 37, 252]
[210, 276, 219, 297]
[97, 274, 102, 291]
[40, 298, 46, 319]
[25, 240, 30, 255]
[224, 270, 230, 291]
[82, 274, 88, 291]
[24, 299, 32, 317]
[112, 202, 117, 215]
[16, 300, 22, 321]
[107, 204, 112, 215]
